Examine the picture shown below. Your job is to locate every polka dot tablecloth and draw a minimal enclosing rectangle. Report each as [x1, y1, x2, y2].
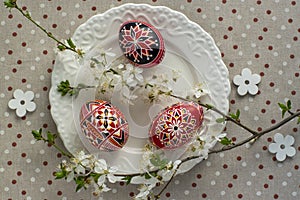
[0, 0, 299, 199]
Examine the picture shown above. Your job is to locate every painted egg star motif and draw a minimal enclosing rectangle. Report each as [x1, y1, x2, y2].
[122, 23, 153, 60]
[268, 133, 296, 162]
[119, 20, 165, 68]
[8, 89, 36, 117]
[149, 102, 204, 149]
[233, 68, 261, 96]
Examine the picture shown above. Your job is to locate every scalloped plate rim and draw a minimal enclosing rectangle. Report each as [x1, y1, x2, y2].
[49, 3, 231, 180]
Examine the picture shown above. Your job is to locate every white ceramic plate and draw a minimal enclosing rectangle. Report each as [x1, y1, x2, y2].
[49, 3, 230, 178]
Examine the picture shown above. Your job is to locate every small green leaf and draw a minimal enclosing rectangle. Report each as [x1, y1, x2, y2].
[281, 110, 287, 118]
[75, 176, 85, 192]
[57, 80, 72, 96]
[90, 172, 100, 182]
[25, 11, 31, 19]
[278, 102, 288, 118]
[297, 116, 300, 124]
[236, 109, 240, 119]
[216, 118, 225, 123]
[287, 100, 292, 110]
[55, 170, 67, 179]
[144, 171, 157, 180]
[75, 183, 84, 192]
[67, 38, 76, 49]
[57, 45, 66, 51]
[69, 88, 79, 97]
[47, 132, 57, 145]
[57, 81, 92, 97]
[144, 173, 152, 179]
[278, 102, 287, 110]
[150, 171, 157, 177]
[122, 176, 132, 185]
[229, 109, 240, 120]
[4, 0, 17, 9]
[32, 129, 43, 140]
[219, 137, 232, 145]
[150, 154, 168, 169]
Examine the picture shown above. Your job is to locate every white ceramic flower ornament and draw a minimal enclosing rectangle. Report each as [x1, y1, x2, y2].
[8, 89, 36, 117]
[233, 68, 261, 96]
[268, 133, 296, 162]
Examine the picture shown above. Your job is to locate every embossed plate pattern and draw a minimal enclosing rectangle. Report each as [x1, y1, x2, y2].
[49, 3, 230, 178]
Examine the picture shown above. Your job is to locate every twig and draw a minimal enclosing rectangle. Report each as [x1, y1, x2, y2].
[154, 155, 199, 199]
[6, 1, 299, 199]
[51, 143, 73, 158]
[7, 1, 82, 56]
[152, 99, 300, 199]
[209, 111, 300, 154]
[169, 94, 258, 136]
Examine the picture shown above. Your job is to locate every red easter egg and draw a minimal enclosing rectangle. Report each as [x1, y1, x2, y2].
[149, 102, 204, 149]
[80, 100, 129, 151]
[119, 20, 165, 68]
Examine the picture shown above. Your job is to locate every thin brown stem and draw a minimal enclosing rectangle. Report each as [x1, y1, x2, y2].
[209, 111, 300, 154]
[14, 4, 79, 54]
[169, 94, 258, 136]
[152, 110, 300, 199]
[154, 170, 177, 200]
[7, 1, 300, 200]
[154, 155, 200, 199]
[51, 143, 73, 158]
[288, 110, 295, 115]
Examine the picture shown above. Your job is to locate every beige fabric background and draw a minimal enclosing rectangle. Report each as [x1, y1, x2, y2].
[0, 0, 299, 199]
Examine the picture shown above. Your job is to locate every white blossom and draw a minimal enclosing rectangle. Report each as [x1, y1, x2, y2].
[94, 159, 119, 184]
[96, 73, 122, 100]
[66, 171, 75, 182]
[171, 69, 181, 82]
[94, 159, 107, 173]
[213, 132, 227, 142]
[140, 144, 158, 171]
[89, 48, 116, 68]
[192, 82, 209, 99]
[157, 160, 181, 181]
[69, 151, 95, 174]
[187, 135, 214, 160]
[147, 74, 172, 89]
[123, 63, 144, 87]
[117, 63, 125, 70]
[140, 151, 154, 171]
[143, 73, 175, 103]
[72, 151, 94, 167]
[92, 182, 111, 196]
[135, 183, 156, 200]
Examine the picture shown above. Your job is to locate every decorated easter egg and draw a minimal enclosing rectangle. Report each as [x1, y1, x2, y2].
[79, 100, 129, 151]
[149, 102, 204, 149]
[119, 20, 165, 68]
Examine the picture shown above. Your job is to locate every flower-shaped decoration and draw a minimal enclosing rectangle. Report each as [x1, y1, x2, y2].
[233, 68, 261, 96]
[8, 89, 36, 117]
[268, 133, 296, 162]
